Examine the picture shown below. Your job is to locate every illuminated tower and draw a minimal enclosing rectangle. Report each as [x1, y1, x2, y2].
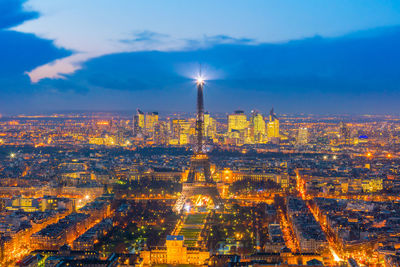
[204, 112, 216, 139]
[297, 127, 308, 145]
[145, 111, 159, 135]
[228, 110, 248, 132]
[267, 108, 280, 139]
[133, 109, 145, 136]
[251, 110, 266, 143]
[228, 110, 249, 145]
[339, 121, 350, 144]
[194, 79, 205, 154]
[173, 77, 223, 213]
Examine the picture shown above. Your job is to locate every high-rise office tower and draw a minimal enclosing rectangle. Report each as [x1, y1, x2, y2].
[297, 127, 308, 145]
[339, 121, 350, 144]
[154, 121, 168, 145]
[228, 110, 248, 132]
[204, 112, 216, 139]
[267, 108, 280, 139]
[170, 119, 191, 145]
[145, 112, 159, 136]
[133, 109, 145, 136]
[250, 110, 266, 143]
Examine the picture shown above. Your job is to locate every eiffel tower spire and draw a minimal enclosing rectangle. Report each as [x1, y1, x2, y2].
[173, 76, 223, 213]
[195, 78, 205, 154]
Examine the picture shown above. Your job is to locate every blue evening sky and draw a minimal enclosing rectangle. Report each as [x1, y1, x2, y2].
[1, 0, 400, 114]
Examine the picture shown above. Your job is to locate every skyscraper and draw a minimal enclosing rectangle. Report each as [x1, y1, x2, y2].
[154, 121, 168, 145]
[339, 121, 350, 144]
[228, 110, 248, 133]
[267, 108, 280, 140]
[250, 110, 266, 143]
[145, 112, 159, 136]
[204, 112, 216, 139]
[133, 109, 145, 136]
[297, 127, 308, 145]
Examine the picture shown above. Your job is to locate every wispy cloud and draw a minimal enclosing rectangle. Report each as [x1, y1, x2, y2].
[120, 30, 170, 44]
[27, 53, 96, 83]
[26, 32, 255, 83]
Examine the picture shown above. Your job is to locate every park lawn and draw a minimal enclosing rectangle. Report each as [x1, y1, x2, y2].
[184, 213, 207, 225]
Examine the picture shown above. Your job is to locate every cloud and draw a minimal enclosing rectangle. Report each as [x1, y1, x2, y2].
[185, 35, 256, 49]
[27, 53, 95, 83]
[13, 0, 400, 84]
[0, 0, 71, 100]
[1, 0, 400, 115]
[0, 30, 70, 78]
[16, 25, 398, 114]
[26, 31, 185, 83]
[121, 31, 170, 44]
[0, 0, 38, 30]
[27, 32, 256, 83]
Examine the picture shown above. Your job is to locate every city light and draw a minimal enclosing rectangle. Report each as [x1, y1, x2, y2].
[1, 1, 399, 266]
[330, 247, 342, 262]
[196, 76, 205, 85]
[184, 203, 191, 213]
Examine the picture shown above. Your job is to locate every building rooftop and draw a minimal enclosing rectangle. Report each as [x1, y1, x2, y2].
[166, 235, 184, 241]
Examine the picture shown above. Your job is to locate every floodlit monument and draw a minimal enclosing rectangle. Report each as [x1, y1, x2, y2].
[173, 77, 223, 213]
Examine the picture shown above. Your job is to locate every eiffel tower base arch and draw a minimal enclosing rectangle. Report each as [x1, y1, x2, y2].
[173, 183, 224, 213]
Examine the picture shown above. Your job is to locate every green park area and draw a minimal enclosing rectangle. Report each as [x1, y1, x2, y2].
[178, 213, 207, 247]
[184, 213, 207, 225]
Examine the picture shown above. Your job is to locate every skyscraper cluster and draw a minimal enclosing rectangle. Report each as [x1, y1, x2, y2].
[225, 108, 280, 145]
[132, 108, 280, 146]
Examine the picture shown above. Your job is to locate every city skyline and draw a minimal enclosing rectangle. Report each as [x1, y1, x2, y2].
[2, 2, 400, 266]
[1, 66, 400, 265]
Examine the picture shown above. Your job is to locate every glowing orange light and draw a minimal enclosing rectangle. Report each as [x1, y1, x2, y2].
[387, 154, 392, 158]
[330, 247, 342, 262]
[366, 152, 372, 158]
[196, 76, 205, 85]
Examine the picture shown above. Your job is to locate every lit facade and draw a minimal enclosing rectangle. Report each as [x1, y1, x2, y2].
[228, 110, 248, 132]
[297, 127, 308, 145]
[140, 235, 210, 266]
[251, 111, 266, 143]
[145, 112, 159, 135]
[204, 112, 216, 139]
[267, 108, 280, 139]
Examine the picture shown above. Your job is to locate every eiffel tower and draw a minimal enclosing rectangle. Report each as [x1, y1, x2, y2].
[173, 77, 223, 213]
